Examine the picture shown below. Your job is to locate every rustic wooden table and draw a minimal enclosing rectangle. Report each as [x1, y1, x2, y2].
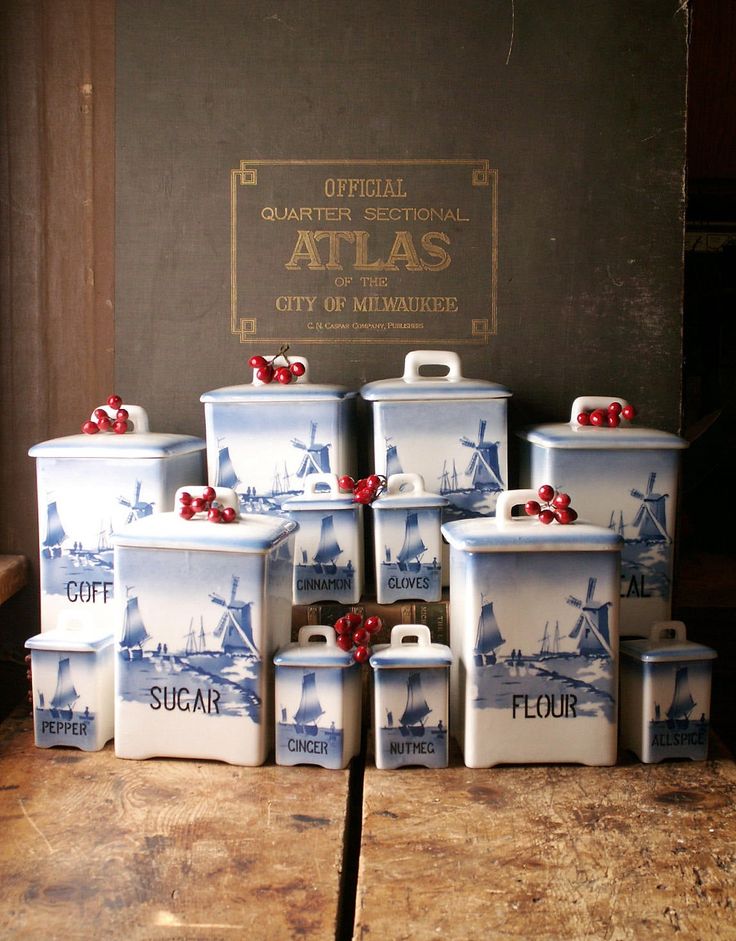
[1, 714, 735, 940]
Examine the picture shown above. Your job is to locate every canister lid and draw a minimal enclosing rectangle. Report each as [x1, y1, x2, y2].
[620, 621, 718, 663]
[113, 509, 297, 553]
[201, 356, 355, 404]
[25, 611, 113, 653]
[369, 624, 453, 669]
[371, 473, 449, 511]
[441, 489, 623, 553]
[360, 351, 510, 402]
[518, 396, 688, 451]
[274, 626, 356, 668]
[282, 474, 358, 512]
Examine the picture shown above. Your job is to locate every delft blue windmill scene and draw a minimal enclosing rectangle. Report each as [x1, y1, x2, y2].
[275, 667, 345, 768]
[647, 661, 711, 761]
[116, 561, 262, 723]
[610, 469, 672, 599]
[470, 565, 616, 724]
[33, 654, 98, 748]
[376, 668, 448, 768]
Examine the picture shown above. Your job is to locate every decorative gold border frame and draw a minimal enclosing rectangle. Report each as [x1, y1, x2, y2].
[230, 159, 498, 344]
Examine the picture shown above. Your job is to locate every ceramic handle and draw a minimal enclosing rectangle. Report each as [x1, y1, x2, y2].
[570, 396, 629, 424]
[300, 473, 340, 497]
[386, 473, 425, 496]
[252, 355, 309, 385]
[649, 620, 688, 643]
[390, 624, 432, 647]
[402, 350, 463, 383]
[55, 609, 96, 633]
[298, 626, 337, 648]
[495, 488, 538, 529]
[174, 486, 240, 512]
[90, 403, 149, 433]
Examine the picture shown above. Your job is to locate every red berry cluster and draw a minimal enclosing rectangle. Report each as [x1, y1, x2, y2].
[525, 485, 578, 525]
[338, 474, 387, 505]
[179, 487, 237, 524]
[577, 401, 636, 428]
[249, 343, 306, 385]
[82, 395, 130, 435]
[333, 612, 383, 663]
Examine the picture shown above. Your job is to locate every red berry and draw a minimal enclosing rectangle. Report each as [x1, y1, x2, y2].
[249, 355, 267, 369]
[179, 506, 195, 520]
[82, 420, 99, 435]
[539, 509, 555, 525]
[577, 412, 591, 426]
[179, 492, 192, 506]
[364, 615, 383, 635]
[607, 414, 620, 428]
[275, 366, 292, 384]
[354, 489, 374, 505]
[94, 408, 107, 420]
[344, 612, 363, 627]
[537, 485, 554, 503]
[366, 475, 382, 491]
[352, 628, 369, 646]
[338, 475, 355, 492]
[556, 507, 578, 525]
[290, 362, 306, 377]
[203, 486, 216, 502]
[552, 492, 571, 509]
[191, 497, 205, 512]
[256, 365, 273, 383]
[336, 634, 353, 652]
[353, 645, 370, 663]
[525, 500, 541, 517]
[334, 616, 352, 636]
[222, 507, 237, 523]
[97, 416, 112, 432]
[589, 409, 606, 427]
[113, 420, 128, 434]
[622, 404, 636, 421]
[208, 507, 222, 522]
[115, 409, 128, 421]
[608, 401, 622, 416]
[107, 394, 122, 410]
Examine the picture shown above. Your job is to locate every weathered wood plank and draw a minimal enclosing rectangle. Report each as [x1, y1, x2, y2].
[0, 713, 350, 940]
[0, 556, 28, 607]
[355, 742, 736, 940]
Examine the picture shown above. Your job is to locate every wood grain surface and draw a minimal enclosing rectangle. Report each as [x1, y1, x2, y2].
[355, 741, 736, 940]
[0, 713, 350, 940]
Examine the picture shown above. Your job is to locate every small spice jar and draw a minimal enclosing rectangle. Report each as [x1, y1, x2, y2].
[273, 626, 362, 770]
[620, 621, 717, 763]
[369, 624, 452, 769]
[25, 610, 114, 751]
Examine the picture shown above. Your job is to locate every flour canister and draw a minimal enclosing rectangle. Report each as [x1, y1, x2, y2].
[25, 610, 114, 752]
[274, 626, 362, 769]
[201, 354, 356, 514]
[442, 489, 622, 768]
[29, 404, 206, 633]
[620, 621, 716, 763]
[369, 625, 452, 769]
[518, 396, 688, 635]
[371, 474, 448, 603]
[113, 490, 296, 765]
[283, 474, 363, 604]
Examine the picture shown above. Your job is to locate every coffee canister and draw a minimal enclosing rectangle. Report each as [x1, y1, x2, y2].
[274, 626, 362, 770]
[283, 474, 363, 604]
[518, 396, 688, 634]
[29, 404, 205, 633]
[113, 489, 296, 766]
[620, 621, 716, 763]
[201, 353, 356, 514]
[442, 488, 622, 768]
[25, 610, 114, 752]
[369, 624, 452, 769]
[370, 473, 448, 603]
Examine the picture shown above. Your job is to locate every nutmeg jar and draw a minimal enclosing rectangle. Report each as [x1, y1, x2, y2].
[283, 474, 363, 604]
[273, 626, 362, 770]
[369, 624, 452, 769]
[113, 489, 296, 766]
[442, 489, 622, 768]
[619, 621, 716, 763]
[200, 354, 356, 514]
[518, 396, 688, 635]
[25, 610, 114, 752]
[370, 473, 448, 603]
[28, 404, 205, 633]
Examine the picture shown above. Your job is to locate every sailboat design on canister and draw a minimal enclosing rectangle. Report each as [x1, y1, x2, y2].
[119, 588, 151, 661]
[474, 595, 505, 666]
[399, 672, 431, 737]
[49, 657, 79, 719]
[293, 671, 325, 736]
[42, 499, 68, 558]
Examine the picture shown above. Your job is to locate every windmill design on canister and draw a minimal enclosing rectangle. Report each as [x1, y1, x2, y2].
[210, 575, 259, 657]
[118, 480, 154, 524]
[291, 422, 331, 477]
[460, 420, 504, 492]
[630, 472, 670, 543]
[566, 577, 613, 658]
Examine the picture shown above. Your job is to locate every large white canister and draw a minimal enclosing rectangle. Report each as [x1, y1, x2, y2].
[29, 404, 205, 633]
[442, 489, 622, 768]
[113, 491, 296, 766]
[517, 396, 688, 635]
[200, 355, 356, 514]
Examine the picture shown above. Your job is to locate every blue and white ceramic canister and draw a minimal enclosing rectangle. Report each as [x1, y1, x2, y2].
[113, 489, 296, 766]
[273, 626, 362, 770]
[620, 621, 716, 763]
[371, 473, 448, 603]
[201, 355, 356, 515]
[518, 396, 688, 635]
[442, 489, 622, 768]
[360, 351, 511, 522]
[29, 405, 206, 634]
[369, 624, 452, 770]
[25, 610, 114, 751]
[283, 473, 363, 604]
